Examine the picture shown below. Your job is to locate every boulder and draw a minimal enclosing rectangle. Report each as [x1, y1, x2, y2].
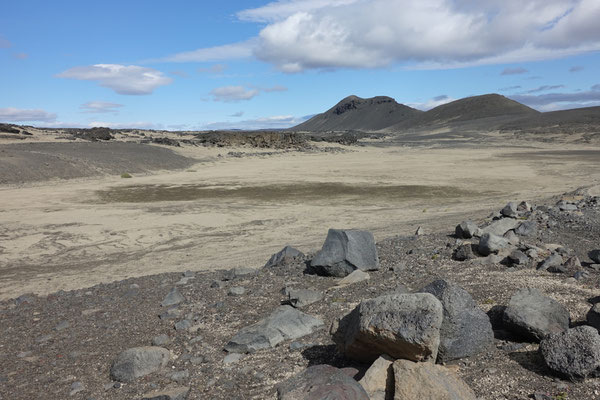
[478, 233, 509, 256]
[508, 250, 529, 266]
[333, 293, 443, 363]
[276, 364, 369, 400]
[515, 221, 537, 237]
[586, 303, 600, 331]
[481, 218, 521, 236]
[455, 221, 479, 239]
[453, 244, 475, 261]
[537, 254, 564, 273]
[310, 229, 379, 277]
[589, 250, 600, 264]
[392, 359, 477, 400]
[503, 230, 520, 245]
[225, 305, 323, 353]
[161, 288, 185, 307]
[503, 288, 570, 342]
[540, 326, 600, 380]
[358, 355, 394, 400]
[419, 280, 493, 362]
[282, 288, 323, 308]
[264, 246, 305, 268]
[501, 202, 518, 218]
[110, 347, 170, 382]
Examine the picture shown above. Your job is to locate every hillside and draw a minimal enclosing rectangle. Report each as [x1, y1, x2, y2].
[502, 106, 600, 134]
[291, 95, 422, 132]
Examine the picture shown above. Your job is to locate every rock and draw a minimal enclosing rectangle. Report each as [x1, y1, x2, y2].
[392, 359, 477, 400]
[223, 353, 244, 364]
[174, 320, 192, 331]
[503, 288, 570, 342]
[110, 346, 170, 382]
[503, 230, 519, 245]
[455, 220, 479, 239]
[564, 256, 582, 269]
[419, 280, 493, 362]
[169, 370, 189, 383]
[481, 218, 521, 237]
[517, 201, 532, 212]
[358, 354, 394, 400]
[69, 381, 84, 396]
[161, 288, 185, 307]
[332, 270, 370, 288]
[182, 270, 194, 278]
[537, 254, 564, 272]
[333, 293, 443, 363]
[540, 326, 600, 380]
[222, 267, 256, 281]
[501, 202, 518, 218]
[283, 288, 323, 308]
[209, 280, 224, 289]
[557, 201, 578, 211]
[589, 250, 600, 264]
[415, 226, 425, 235]
[478, 233, 509, 256]
[515, 220, 538, 237]
[310, 229, 379, 277]
[453, 244, 475, 261]
[152, 334, 171, 346]
[587, 303, 600, 331]
[142, 386, 190, 400]
[228, 287, 246, 296]
[508, 250, 529, 266]
[276, 364, 369, 400]
[225, 305, 324, 353]
[574, 270, 590, 280]
[264, 246, 305, 268]
[15, 294, 34, 305]
[159, 308, 181, 320]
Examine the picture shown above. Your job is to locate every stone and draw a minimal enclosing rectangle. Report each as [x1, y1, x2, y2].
[110, 346, 170, 382]
[276, 364, 369, 400]
[174, 320, 192, 331]
[228, 287, 246, 296]
[419, 280, 493, 362]
[517, 201, 532, 212]
[453, 244, 475, 261]
[501, 202, 518, 218]
[508, 250, 529, 266]
[478, 233, 509, 256]
[225, 305, 324, 353]
[141, 386, 190, 400]
[515, 220, 538, 237]
[392, 359, 477, 400]
[152, 334, 171, 346]
[503, 230, 519, 245]
[537, 254, 564, 272]
[358, 354, 394, 400]
[540, 326, 600, 380]
[480, 218, 521, 237]
[557, 201, 578, 211]
[69, 381, 84, 396]
[333, 270, 370, 288]
[574, 270, 590, 280]
[310, 229, 379, 277]
[55, 321, 70, 331]
[161, 288, 185, 307]
[169, 370, 189, 383]
[209, 280, 224, 289]
[333, 293, 443, 363]
[589, 250, 600, 264]
[455, 220, 478, 239]
[264, 246, 305, 268]
[223, 353, 243, 364]
[283, 288, 323, 308]
[222, 267, 256, 281]
[415, 226, 425, 235]
[159, 308, 181, 320]
[586, 303, 600, 331]
[503, 288, 570, 342]
[182, 270, 194, 278]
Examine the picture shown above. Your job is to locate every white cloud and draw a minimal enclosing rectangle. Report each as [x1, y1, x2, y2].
[408, 95, 456, 111]
[158, 40, 255, 63]
[0, 107, 57, 122]
[210, 86, 260, 102]
[80, 101, 124, 114]
[236, 0, 359, 22]
[510, 84, 600, 111]
[88, 121, 164, 129]
[203, 115, 309, 130]
[57, 64, 172, 95]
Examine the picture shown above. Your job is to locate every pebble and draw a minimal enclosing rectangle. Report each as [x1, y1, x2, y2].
[223, 353, 244, 364]
[174, 319, 192, 331]
[152, 334, 171, 346]
[69, 381, 84, 396]
[228, 287, 246, 296]
[170, 370, 189, 383]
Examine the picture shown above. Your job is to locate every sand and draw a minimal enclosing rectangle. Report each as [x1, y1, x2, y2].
[0, 137, 599, 300]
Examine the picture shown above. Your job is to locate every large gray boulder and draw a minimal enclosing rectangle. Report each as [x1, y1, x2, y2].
[334, 293, 443, 363]
[478, 233, 509, 256]
[225, 305, 323, 353]
[515, 221, 537, 237]
[503, 288, 570, 342]
[589, 249, 600, 264]
[393, 359, 477, 400]
[540, 326, 600, 380]
[419, 280, 493, 362]
[276, 364, 369, 400]
[264, 246, 305, 268]
[480, 218, 521, 237]
[110, 347, 170, 382]
[501, 202, 518, 218]
[455, 220, 479, 239]
[310, 229, 379, 277]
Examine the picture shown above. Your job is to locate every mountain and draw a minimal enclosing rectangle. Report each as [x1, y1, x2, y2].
[385, 94, 540, 131]
[290, 95, 422, 132]
[502, 106, 600, 131]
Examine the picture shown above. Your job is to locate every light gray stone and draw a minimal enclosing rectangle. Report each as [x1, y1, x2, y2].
[283, 288, 323, 308]
[110, 346, 170, 382]
[538, 254, 564, 273]
[161, 288, 185, 307]
[478, 233, 509, 256]
[501, 202, 518, 218]
[480, 218, 521, 237]
[310, 229, 379, 277]
[276, 365, 369, 400]
[515, 220, 538, 237]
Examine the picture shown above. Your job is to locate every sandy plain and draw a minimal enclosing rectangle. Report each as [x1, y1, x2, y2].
[0, 132, 598, 300]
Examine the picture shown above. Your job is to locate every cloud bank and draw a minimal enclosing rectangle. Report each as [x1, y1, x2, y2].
[58, 64, 172, 95]
[210, 85, 287, 102]
[80, 101, 124, 113]
[204, 115, 309, 130]
[0, 107, 57, 122]
[510, 84, 600, 111]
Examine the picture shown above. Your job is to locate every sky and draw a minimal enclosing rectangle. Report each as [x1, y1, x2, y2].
[1, 0, 600, 130]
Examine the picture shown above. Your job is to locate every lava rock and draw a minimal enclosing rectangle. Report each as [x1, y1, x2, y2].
[283, 288, 323, 308]
[503, 288, 570, 342]
[508, 250, 529, 266]
[455, 221, 479, 239]
[264, 246, 305, 268]
[515, 221, 538, 237]
[589, 250, 600, 264]
[587, 303, 600, 331]
[480, 218, 521, 237]
[333, 293, 443, 363]
[310, 229, 379, 277]
[478, 233, 509, 256]
[537, 254, 564, 273]
[540, 326, 600, 380]
[161, 288, 185, 307]
[453, 244, 476, 261]
[501, 202, 518, 218]
[110, 347, 170, 382]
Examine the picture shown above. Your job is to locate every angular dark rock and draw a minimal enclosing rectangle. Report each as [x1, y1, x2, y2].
[310, 229, 379, 277]
[501, 202, 518, 218]
[537, 254, 564, 272]
[508, 250, 529, 266]
[589, 250, 600, 264]
[455, 220, 479, 239]
[503, 288, 570, 342]
[587, 303, 600, 331]
[478, 233, 509, 256]
[453, 244, 475, 261]
[161, 288, 185, 307]
[264, 246, 305, 268]
[282, 287, 323, 308]
[540, 326, 600, 380]
[515, 220, 538, 237]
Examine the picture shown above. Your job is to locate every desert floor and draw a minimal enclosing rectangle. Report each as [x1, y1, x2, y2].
[0, 139, 599, 300]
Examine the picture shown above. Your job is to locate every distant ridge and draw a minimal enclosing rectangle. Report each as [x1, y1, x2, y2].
[290, 95, 422, 131]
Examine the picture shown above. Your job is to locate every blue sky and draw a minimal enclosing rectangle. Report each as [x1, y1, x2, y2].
[1, 0, 599, 130]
